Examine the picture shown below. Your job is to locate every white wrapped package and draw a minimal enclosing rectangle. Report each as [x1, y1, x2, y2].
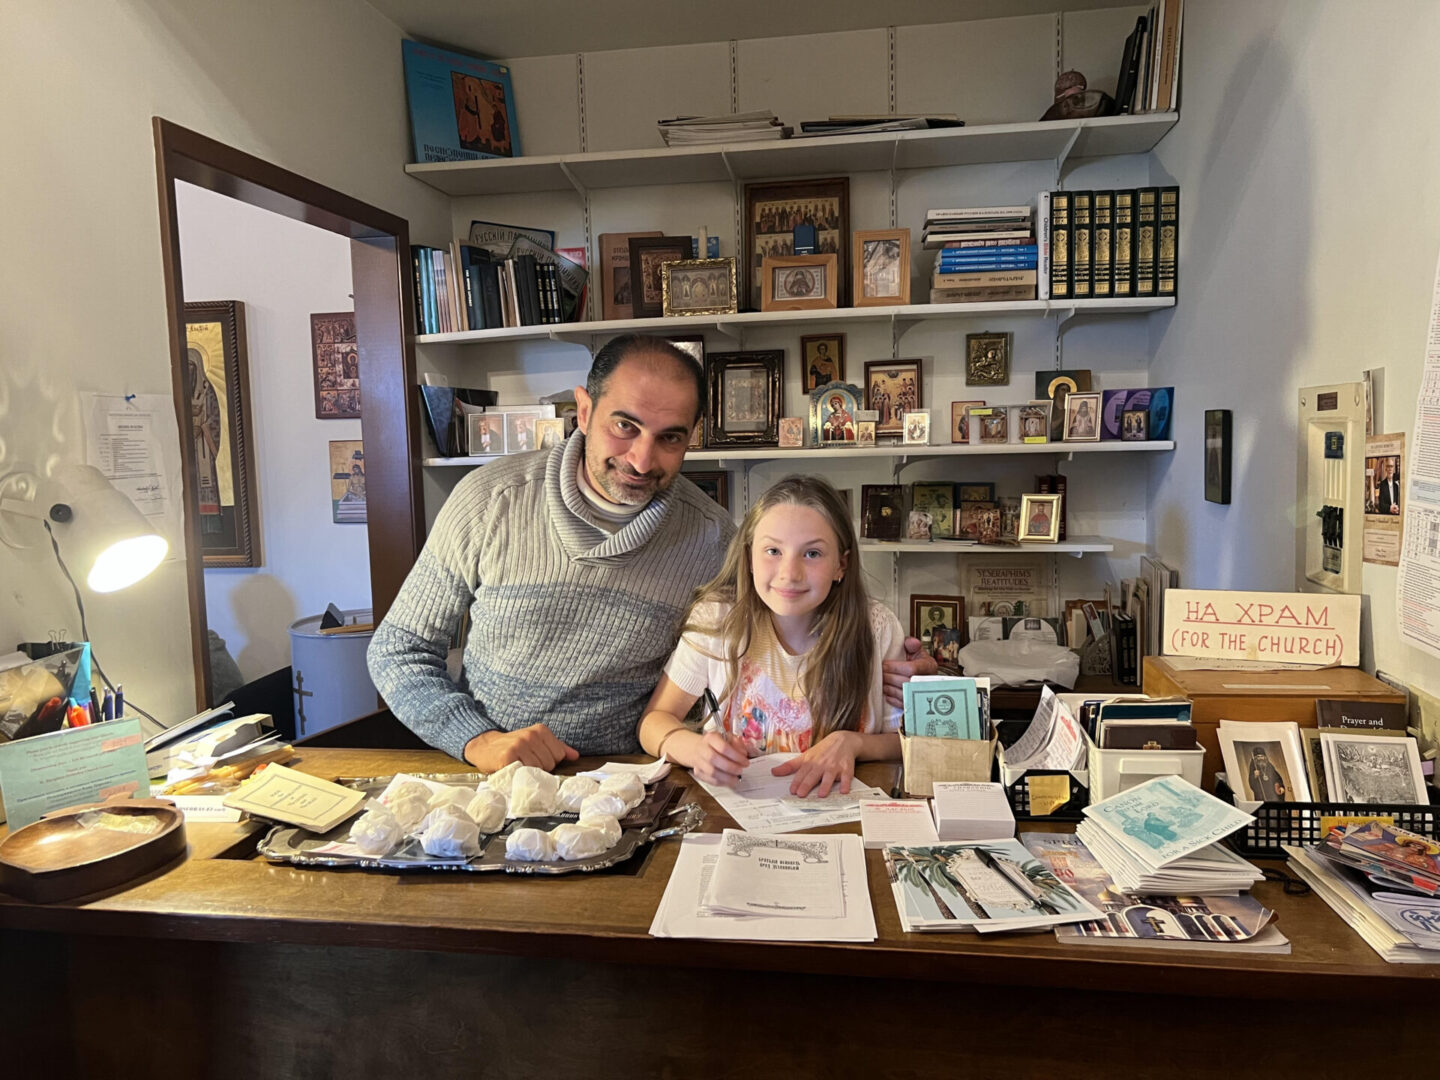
[388, 791, 431, 831]
[508, 767, 560, 817]
[505, 827, 557, 862]
[556, 775, 600, 813]
[549, 823, 616, 861]
[577, 813, 622, 848]
[485, 760, 524, 797]
[417, 803, 473, 835]
[381, 779, 432, 808]
[348, 807, 404, 856]
[427, 784, 475, 811]
[579, 792, 628, 820]
[465, 787, 507, 832]
[420, 814, 481, 858]
[956, 639, 1079, 689]
[597, 773, 646, 811]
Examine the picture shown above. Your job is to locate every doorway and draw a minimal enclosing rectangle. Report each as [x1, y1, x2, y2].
[152, 119, 423, 711]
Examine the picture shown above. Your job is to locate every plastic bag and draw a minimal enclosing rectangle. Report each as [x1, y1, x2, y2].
[956, 639, 1079, 688]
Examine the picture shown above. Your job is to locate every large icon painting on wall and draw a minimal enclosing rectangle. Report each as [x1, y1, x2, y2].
[183, 300, 262, 567]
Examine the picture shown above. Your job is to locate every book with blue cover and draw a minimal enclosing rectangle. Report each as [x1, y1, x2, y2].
[402, 39, 521, 163]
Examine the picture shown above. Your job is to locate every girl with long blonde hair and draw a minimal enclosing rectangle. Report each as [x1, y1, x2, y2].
[638, 475, 903, 796]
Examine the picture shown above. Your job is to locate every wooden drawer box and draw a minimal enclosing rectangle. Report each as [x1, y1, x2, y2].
[1142, 656, 1407, 790]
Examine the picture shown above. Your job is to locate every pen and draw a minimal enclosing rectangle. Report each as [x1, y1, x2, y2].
[91, 688, 103, 723]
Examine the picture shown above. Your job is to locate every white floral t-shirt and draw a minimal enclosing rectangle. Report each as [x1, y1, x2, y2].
[663, 600, 904, 755]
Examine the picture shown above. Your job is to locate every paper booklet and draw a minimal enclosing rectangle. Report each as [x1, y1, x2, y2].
[701, 830, 845, 919]
[221, 763, 364, 833]
[649, 832, 875, 942]
[1020, 832, 1287, 952]
[696, 752, 887, 833]
[885, 838, 1101, 933]
[1082, 775, 1253, 869]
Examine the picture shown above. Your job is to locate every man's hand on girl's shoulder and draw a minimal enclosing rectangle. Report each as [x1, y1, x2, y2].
[881, 636, 939, 708]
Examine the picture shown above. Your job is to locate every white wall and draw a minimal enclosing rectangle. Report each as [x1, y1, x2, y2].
[1147, 0, 1440, 701]
[0, 1, 448, 721]
[177, 182, 370, 681]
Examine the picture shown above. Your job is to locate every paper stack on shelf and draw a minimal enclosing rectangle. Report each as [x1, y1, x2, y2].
[657, 110, 791, 145]
[795, 114, 964, 137]
[1075, 775, 1261, 895]
[649, 831, 875, 942]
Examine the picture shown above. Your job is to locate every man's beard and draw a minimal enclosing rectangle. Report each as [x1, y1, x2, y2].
[588, 450, 667, 505]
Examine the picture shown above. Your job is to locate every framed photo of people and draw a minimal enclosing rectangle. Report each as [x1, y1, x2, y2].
[744, 177, 850, 310]
[685, 470, 730, 511]
[628, 236, 695, 318]
[661, 257, 737, 317]
[800, 334, 845, 394]
[705, 351, 783, 447]
[183, 301, 262, 568]
[864, 360, 923, 438]
[310, 311, 361, 419]
[853, 228, 911, 307]
[809, 380, 864, 446]
[760, 254, 838, 312]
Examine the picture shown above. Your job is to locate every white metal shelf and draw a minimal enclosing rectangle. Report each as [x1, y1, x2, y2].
[415, 297, 1174, 346]
[423, 441, 1173, 468]
[859, 536, 1115, 556]
[404, 114, 1178, 197]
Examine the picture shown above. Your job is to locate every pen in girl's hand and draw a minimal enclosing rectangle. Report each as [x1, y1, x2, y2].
[700, 688, 747, 773]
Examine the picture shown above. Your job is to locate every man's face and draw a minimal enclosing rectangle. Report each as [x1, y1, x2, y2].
[575, 354, 698, 505]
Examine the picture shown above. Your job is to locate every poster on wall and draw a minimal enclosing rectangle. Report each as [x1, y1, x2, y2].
[1396, 252, 1440, 662]
[311, 312, 361, 420]
[184, 301, 261, 567]
[329, 440, 366, 524]
[1364, 433, 1405, 567]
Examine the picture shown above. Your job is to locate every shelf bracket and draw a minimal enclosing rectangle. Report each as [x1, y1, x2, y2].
[1055, 125, 1083, 178]
[719, 150, 737, 184]
[712, 318, 743, 342]
[1050, 304, 1077, 330]
[558, 161, 587, 199]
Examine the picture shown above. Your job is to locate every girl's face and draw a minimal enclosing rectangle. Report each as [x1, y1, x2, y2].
[750, 503, 847, 623]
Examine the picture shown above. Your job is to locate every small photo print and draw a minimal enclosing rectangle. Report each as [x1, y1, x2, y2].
[1064, 392, 1101, 441]
[856, 420, 876, 445]
[778, 416, 805, 447]
[535, 417, 565, 449]
[1235, 741, 1295, 802]
[506, 414, 536, 453]
[952, 400, 984, 443]
[469, 413, 506, 455]
[329, 440, 366, 524]
[774, 264, 826, 301]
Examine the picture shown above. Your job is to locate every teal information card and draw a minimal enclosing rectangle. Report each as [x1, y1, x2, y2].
[0, 718, 150, 830]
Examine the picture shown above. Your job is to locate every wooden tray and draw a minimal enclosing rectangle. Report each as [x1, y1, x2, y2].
[0, 795, 187, 903]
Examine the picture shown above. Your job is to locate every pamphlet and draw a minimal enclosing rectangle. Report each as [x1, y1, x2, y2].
[221, 763, 364, 833]
[702, 830, 845, 919]
[0, 718, 150, 830]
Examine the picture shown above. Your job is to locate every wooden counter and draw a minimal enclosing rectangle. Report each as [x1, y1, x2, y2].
[4, 747, 1437, 1079]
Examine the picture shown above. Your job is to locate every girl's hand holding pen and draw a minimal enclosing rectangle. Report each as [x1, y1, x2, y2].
[690, 728, 749, 788]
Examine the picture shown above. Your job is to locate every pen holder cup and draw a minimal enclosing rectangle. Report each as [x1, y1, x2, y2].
[900, 735, 996, 797]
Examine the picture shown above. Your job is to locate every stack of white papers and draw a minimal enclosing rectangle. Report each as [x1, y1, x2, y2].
[650, 832, 875, 942]
[1004, 686, 1086, 773]
[859, 799, 939, 849]
[657, 111, 792, 145]
[695, 752, 887, 833]
[1077, 775, 1261, 895]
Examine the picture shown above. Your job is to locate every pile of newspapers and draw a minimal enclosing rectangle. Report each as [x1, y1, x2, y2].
[1075, 775, 1263, 894]
[657, 110, 792, 146]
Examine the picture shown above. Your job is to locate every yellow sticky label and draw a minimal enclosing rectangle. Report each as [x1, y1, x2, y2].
[1026, 774, 1071, 816]
[1320, 814, 1394, 837]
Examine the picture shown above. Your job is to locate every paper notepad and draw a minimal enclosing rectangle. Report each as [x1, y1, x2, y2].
[221, 763, 364, 832]
[702, 829, 845, 919]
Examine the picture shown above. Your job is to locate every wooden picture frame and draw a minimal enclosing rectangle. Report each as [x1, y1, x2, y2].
[685, 469, 730, 510]
[1063, 391, 1102, 442]
[864, 359, 923, 438]
[705, 351, 783, 447]
[910, 594, 965, 653]
[310, 311, 360, 419]
[760, 254, 838, 312]
[744, 176, 850, 310]
[853, 228, 911, 306]
[184, 301, 262, 567]
[974, 406, 1008, 444]
[951, 400, 985, 443]
[1205, 409, 1233, 504]
[800, 333, 846, 394]
[861, 483, 905, 540]
[599, 230, 662, 320]
[966, 332, 1011, 386]
[1019, 493, 1062, 542]
[628, 236, 694, 318]
[662, 257, 737, 317]
[809, 380, 864, 446]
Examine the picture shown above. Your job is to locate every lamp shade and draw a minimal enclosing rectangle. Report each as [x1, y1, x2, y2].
[45, 465, 168, 592]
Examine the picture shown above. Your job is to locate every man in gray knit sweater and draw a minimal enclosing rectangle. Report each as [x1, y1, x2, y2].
[370, 335, 931, 771]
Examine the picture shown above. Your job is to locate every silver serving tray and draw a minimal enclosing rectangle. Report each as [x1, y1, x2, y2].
[255, 774, 702, 875]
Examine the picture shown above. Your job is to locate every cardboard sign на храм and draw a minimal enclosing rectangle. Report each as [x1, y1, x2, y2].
[1162, 589, 1361, 667]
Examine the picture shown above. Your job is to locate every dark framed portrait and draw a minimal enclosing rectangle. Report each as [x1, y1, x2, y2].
[1205, 408, 1233, 504]
[705, 351, 783, 447]
[808, 380, 864, 446]
[864, 360, 924, 438]
[744, 177, 850, 310]
[310, 311, 361, 419]
[966, 332, 1011, 386]
[861, 484, 905, 541]
[662, 257, 737, 317]
[628, 236, 695, 318]
[801, 333, 846, 394]
[685, 469, 730, 510]
[910, 594, 965, 653]
[184, 301, 262, 568]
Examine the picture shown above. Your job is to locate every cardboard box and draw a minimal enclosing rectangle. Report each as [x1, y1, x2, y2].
[900, 735, 995, 797]
[1142, 656, 1406, 789]
[931, 781, 1014, 840]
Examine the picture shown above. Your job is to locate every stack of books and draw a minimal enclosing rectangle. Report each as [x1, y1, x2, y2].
[1113, 0, 1184, 116]
[1287, 822, 1440, 962]
[924, 206, 1037, 303]
[410, 232, 587, 334]
[1043, 187, 1178, 301]
[657, 111, 791, 145]
[1075, 776, 1263, 894]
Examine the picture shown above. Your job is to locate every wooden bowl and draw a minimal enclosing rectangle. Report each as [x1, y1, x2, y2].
[0, 795, 187, 903]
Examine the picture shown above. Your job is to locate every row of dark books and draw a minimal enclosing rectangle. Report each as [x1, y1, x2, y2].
[410, 244, 566, 335]
[925, 205, 1038, 304]
[1114, 0, 1183, 116]
[1042, 187, 1178, 301]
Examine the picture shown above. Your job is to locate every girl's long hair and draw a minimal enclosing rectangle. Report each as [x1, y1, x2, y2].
[684, 475, 874, 740]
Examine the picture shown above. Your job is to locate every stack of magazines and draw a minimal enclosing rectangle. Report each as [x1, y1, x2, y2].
[795, 114, 964, 137]
[657, 111, 791, 145]
[1075, 776, 1263, 894]
[1286, 822, 1440, 963]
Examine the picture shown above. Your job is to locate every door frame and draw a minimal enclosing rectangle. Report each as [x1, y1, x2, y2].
[152, 117, 423, 708]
